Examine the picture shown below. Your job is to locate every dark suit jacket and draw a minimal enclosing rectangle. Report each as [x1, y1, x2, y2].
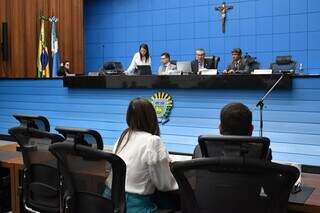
[58, 67, 68, 76]
[226, 58, 250, 74]
[191, 59, 214, 74]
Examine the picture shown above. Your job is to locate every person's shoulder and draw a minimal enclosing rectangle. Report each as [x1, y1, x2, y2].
[227, 60, 234, 66]
[135, 131, 160, 141]
[191, 59, 197, 64]
[170, 63, 177, 68]
[135, 132, 162, 151]
[158, 65, 164, 73]
[190, 60, 197, 68]
[143, 132, 160, 141]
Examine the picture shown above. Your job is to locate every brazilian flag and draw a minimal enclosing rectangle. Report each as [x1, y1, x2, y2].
[37, 17, 50, 78]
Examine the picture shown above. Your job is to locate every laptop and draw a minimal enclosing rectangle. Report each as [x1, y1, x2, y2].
[136, 65, 152, 75]
[176, 61, 193, 75]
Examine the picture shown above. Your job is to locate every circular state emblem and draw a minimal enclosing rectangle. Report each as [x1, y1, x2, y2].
[150, 91, 173, 124]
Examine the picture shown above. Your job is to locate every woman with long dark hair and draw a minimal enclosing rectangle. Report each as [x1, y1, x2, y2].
[126, 43, 152, 74]
[105, 97, 177, 213]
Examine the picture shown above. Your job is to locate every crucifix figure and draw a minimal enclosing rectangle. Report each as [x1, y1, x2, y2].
[215, 1, 233, 33]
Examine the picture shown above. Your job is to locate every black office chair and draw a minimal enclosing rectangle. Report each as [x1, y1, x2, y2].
[171, 157, 299, 213]
[198, 135, 271, 160]
[55, 126, 104, 150]
[49, 143, 126, 213]
[205, 56, 220, 69]
[243, 53, 260, 72]
[269, 56, 297, 74]
[99, 61, 124, 76]
[8, 127, 65, 213]
[170, 60, 177, 65]
[13, 114, 51, 132]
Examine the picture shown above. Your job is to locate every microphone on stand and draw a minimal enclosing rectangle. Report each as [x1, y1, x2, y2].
[256, 74, 285, 137]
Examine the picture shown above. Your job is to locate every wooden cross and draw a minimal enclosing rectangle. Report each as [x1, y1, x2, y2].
[215, 1, 234, 33]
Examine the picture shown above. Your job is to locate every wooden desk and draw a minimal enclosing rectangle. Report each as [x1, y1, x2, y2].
[288, 173, 320, 213]
[0, 142, 319, 213]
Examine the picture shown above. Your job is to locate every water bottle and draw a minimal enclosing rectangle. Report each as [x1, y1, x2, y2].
[298, 63, 304, 75]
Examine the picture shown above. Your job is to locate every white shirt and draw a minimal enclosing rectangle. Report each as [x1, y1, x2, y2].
[126, 52, 152, 74]
[198, 60, 205, 69]
[158, 62, 177, 75]
[111, 131, 178, 195]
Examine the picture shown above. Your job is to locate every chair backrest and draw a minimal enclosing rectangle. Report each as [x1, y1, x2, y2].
[171, 60, 177, 65]
[198, 135, 270, 160]
[13, 114, 50, 132]
[8, 127, 64, 212]
[55, 126, 104, 150]
[171, 157, 299, 213]
[205, 56, 220, 69]
[270, 55, 297, 73]
[49, 143, 126, 213]
[243, 53, 260, 72]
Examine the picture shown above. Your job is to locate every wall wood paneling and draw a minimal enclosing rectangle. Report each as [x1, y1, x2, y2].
[0, 0, 84, 78]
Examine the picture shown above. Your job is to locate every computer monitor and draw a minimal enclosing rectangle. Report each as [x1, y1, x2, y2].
[176, 61, 192, 75]
[136, 65, 152, 75]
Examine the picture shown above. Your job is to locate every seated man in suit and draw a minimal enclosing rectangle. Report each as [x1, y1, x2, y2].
[191, 48, 214, 74]
[223, 48, 250, 74]
[158, 52, 177, 75]
[58, 61, 73, 76]
[193, 102, 272, 160]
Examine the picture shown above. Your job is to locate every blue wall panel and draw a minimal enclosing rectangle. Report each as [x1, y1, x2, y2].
[1, 78, 320, 166]
[84, 0, 320, 74]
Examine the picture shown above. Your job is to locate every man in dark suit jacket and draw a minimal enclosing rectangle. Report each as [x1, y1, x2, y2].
[224, 48, 250, 74]
[191, 48, 214, 74]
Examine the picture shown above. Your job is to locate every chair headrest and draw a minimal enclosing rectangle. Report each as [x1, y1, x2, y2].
[102, 62, 123, 70]
[55, 126, 104, 150]
[198, 135, 270, 160]
[8, 126, 65, 143]
[13, 114, 50, 132]
[275, 56, 294, 65]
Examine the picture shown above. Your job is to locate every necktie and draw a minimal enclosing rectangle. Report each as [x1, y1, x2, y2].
[162, 65, 167, 73]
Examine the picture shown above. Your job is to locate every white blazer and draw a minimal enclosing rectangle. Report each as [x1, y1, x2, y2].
[110, 131, 178, 195]
[126, 52, 152, 74]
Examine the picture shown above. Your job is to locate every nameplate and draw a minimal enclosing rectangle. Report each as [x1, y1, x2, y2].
[253, 69, 272, 75]
[200, 69, 218, 75]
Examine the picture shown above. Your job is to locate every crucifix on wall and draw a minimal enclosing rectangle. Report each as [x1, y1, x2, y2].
[215, 1, 233, 33]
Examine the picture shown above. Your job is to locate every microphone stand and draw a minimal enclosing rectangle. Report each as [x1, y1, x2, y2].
[256, 74, 284, 137]
[102, 44, 105, 68]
